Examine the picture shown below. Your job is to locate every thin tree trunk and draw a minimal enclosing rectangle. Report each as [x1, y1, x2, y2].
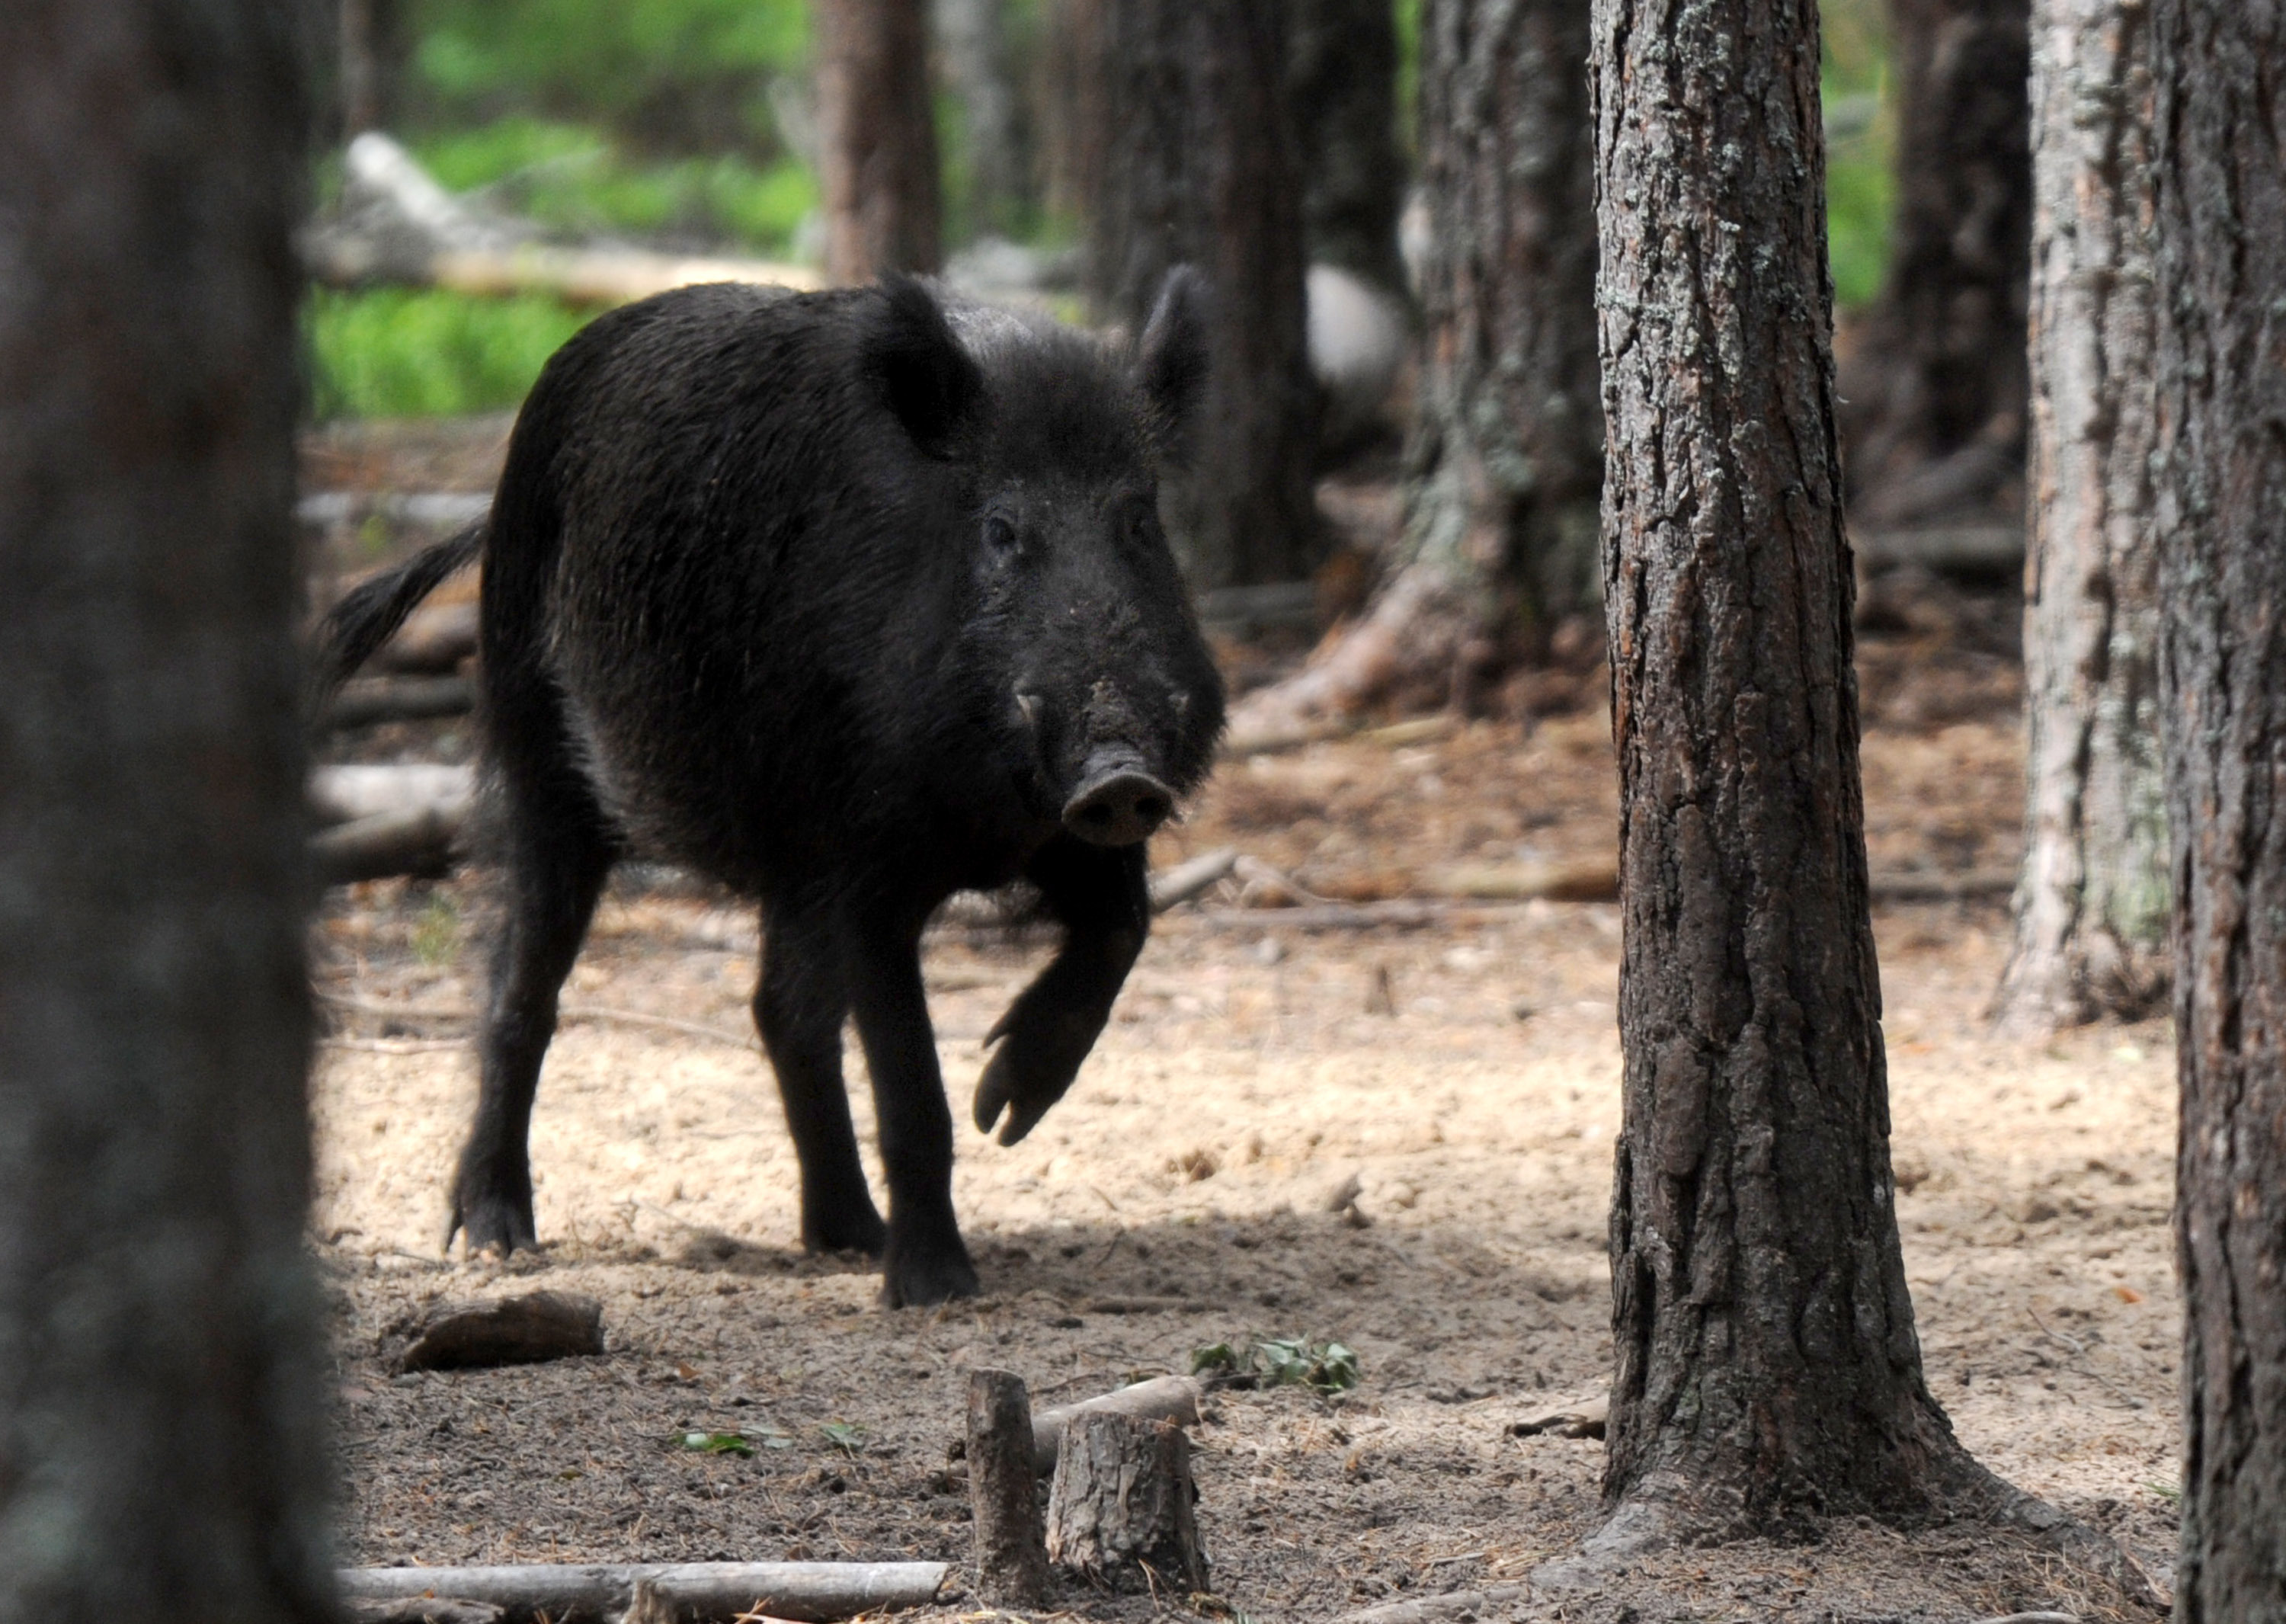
[338, 0, 399, 136]
[1288, 0, 1407, 296]
[1593, 0, 1983, 1533]
[1034, 0, 1104, 232]
[1842, 0, 2033, 528]
[2152, 0, 2286, 1611]
[817, 0, 943, 283]
[1087, 0, 1318, 589]
[934, 0, 1029, 241]
[0, 5, 333, 1621]
[1994, 0, 2166, 1035]
[1230, 0, 1598, 734]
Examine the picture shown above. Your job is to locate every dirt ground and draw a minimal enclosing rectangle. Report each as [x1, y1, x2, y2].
[308, 424, 2179, 1623]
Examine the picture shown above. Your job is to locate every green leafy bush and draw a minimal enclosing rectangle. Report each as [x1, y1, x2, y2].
[308, 287, 591, 420]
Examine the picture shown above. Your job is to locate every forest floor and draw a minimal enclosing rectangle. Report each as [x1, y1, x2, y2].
[309, 421, 2179, 1624]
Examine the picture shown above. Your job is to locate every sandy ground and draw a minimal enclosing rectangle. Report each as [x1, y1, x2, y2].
[311, 602, 2183, 1622]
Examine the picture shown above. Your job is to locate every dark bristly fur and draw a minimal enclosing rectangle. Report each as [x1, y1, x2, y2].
[317, 272, 1224, 1306]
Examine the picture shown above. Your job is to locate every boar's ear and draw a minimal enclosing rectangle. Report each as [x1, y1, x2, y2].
[1136, 265, 1210, 463]
[864, 276, 985, 458]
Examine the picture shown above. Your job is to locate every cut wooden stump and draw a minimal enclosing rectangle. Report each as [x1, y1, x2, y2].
[965, 1368, 1052, 1606]
[384, 1291, 604, 1373]
[1044, 1411, 1207, 1593]
[1029, 1374, 1202, 1476]
[342, 1561, 946, 1624]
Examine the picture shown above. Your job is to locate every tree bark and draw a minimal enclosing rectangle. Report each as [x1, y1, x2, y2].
[1842, 0, 2033, 528]
[1592, 0, 1974, 1530]
[1042, 1413, 1205, 1592]
[0, 5, 334, 1621]
[2152, 0, 2286, 1611]
[338, 0, 402, 136]
[1993, 0, 2166, 1035]
[1287, 0, 1407, 296]
[965, 1369, 1051, 1606]
[817, 0, 943, 283]
[1228, 0, 1599, 733]
[1087, 0, 1318, 589]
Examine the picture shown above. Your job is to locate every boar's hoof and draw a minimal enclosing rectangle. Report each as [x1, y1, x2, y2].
[801, 1205, 888, 1259]
[450, 1189, 539, 1258]
[1062, 768, 1175, 847]
[882, 1246, 981, 1308]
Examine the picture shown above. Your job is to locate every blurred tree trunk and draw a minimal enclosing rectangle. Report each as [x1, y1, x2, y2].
[339, 0, 401, 135]
[1994, 0, 2166, 1035]
[1035, 0, 1104, 231]
[1087, 0, 1317, 590]
[0, 4, 335, 1621]
[1287, 0, 1406, 296]
[2153, 0, 2286, 1612]
[1592, 0, 2001, 1539]
[1842, 0, 2032, 527]
[818, 0, 943, 281]
[1228, 0, 1598, 735]
[934, 0, 1029, 240]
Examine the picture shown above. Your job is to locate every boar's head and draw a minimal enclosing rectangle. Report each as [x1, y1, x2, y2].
[863, 269, 1225, 847]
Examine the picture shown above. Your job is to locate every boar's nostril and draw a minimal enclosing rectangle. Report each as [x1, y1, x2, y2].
[1061, 768, 1177, 847]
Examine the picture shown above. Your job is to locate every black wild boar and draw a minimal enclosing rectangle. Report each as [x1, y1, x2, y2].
[320, 273, 1225, 1305]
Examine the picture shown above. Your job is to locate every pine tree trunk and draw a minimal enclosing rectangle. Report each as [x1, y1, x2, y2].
[1034, 0, 1104, 232]
[0, 5, 334, 1621]
[1228, 0, 1599, 734]
[2152, 0, 2286, 1610]
[1592, 0, 1973, 1530]
[818, 0, 943, 282]
[1087, 0, 1317, 589]
[1842, 0, 2033, 527]
[1994, 0, 2166, 1035]
[1288, 0, 1406, 295]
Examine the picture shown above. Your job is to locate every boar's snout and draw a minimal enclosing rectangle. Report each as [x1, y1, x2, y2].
[1061, 753, 1175, 847]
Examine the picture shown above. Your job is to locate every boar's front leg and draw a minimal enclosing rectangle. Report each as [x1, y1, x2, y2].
[973, 836, 1150, 1147]
[844, 908, 980, 1308]
[756, 895, 887, 1258]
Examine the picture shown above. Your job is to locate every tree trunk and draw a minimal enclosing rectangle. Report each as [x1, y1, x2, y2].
[1033, 0, 1104, 232]
[338, 0, 402, 136]
[934, 0, 1030, 242]
[817, 0, 943, 283]
[0, 5, 334, 1621]
[1087, 0, 1318, 589]
[2152, 0, 2286, 1612]
[1993, 0, 2166, 1035]
[1228, 0, 1599, 734]
[1841, 0, 2033, 528]
[1287, 0, 1407, 296]
[1592, 0, 1977, 1533]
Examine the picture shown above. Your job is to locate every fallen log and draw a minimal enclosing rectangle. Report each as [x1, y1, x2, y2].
[967, 1369, 1052, 1606]
[312, 802, 466, 886]
[1334, 1582, 1532, 1624]
[384, 1291, 604, 1373]
[1147, 847, 1237, 911]
[375, 599, 479, 674]
[328, 674, 475, 728]
[341, 1562, 947, 1624]
[310, 764, 476, 825]
[351, 1600, 504, 1624]
[1029, 1374, 1201, 1478]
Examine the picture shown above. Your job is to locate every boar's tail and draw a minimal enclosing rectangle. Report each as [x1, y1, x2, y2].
[309, 517, 487, 703]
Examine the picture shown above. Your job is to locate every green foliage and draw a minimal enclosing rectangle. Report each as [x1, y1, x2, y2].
[1820, 0, 1895, 310]
[409, 892, 464, 967]
[677, 1430, 755, 1457]
[1193, 1336, 1361, 1395]
[309, 287, 591, 421]
[820, 1420, 866, 1455]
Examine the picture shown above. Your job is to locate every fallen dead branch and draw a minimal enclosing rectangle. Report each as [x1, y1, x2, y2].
[1148, 847, 1238, 911]
[1334, 1582, 1532, 1624]
[313, 802, 466, 886]
[385, 1291, 604, 1373]
[319, 991, 755, 1051]
[1029, 1373, 1202, 1477]
[341, 1561, 946, 1624]
[328, 674, 475, 728]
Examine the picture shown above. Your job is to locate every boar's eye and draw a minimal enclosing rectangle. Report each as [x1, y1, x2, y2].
[981, 513, 1020, 556]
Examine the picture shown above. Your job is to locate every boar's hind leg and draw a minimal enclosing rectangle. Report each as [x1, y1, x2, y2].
[973, 838, 1149, 1147]
[844, 911, 979, 1308]
[756, 898, 886, 1257]
[451, 789, 615, 1256]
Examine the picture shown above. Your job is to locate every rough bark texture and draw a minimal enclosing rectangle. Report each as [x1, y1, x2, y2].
[934, 0, 1029, 240]
[1288, 0, 1407, 294]
[1994, 0, 2166, 1035]
[1086, 0, 1318, 588]
[1842, 0, 2033, 528]
[817, 0, 943, 283]
[965, 1369, 1051, 1606]
[1591, 0, 1967, 1524]
[2152, 0, 2286, 1610]
[1227, 0, 1599, 732]
[1043, 1414, 1205, 1592]
[0, 4, 334, 1620]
